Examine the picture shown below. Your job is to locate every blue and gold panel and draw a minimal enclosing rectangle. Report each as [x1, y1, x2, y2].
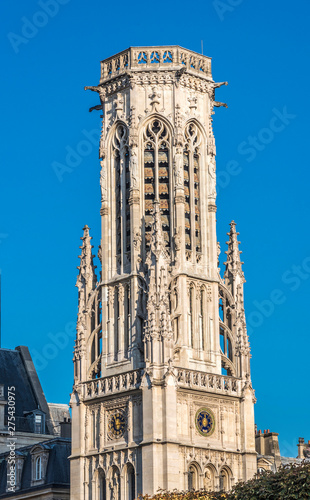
[108, 410, 126, 439]
[195, 407, 215, 437]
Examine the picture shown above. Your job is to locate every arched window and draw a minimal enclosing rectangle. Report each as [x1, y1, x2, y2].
[112, 124, 130, 272]
[188, 463, 199, 490]
[199, 288, 204, 350]
[124, 283, 131, 356]
[227, 336, 232, 361]
[114, 286, 119, 360]
[188, 286, 194, 348]
[220, 327, 233, 362]
[126, 464, 135, 500]
[257, 467, 266, 475]
[184, 123, 201, 258]
[99, 470, 106, 500]
[109, 466, 120, 500]
[35, 456, 42, 480]
[143, 119, 171, 250]
[219, 468, 231, 491]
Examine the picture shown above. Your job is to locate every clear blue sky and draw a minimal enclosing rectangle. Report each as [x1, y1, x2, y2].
[1, 0, 309, 458]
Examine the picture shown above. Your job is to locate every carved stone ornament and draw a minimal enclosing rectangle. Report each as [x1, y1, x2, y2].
[129, 145, 139, 188]
[114, 94, 124, 119]
[208, 157, 216, 199]
[174, 227, 182, 251]
[133, 231, 142, 249]
[149, 87, 161, 112]
[174, 147, 183, 188]
[188, 94, 198, 113]
[100, 159, 108, 202]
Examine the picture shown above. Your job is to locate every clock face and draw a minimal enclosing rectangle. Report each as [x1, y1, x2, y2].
[108, 411, 126, 439]
[195, 407, 215, 437]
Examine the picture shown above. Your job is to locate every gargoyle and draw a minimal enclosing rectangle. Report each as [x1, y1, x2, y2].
[214, 101, 228, 108]
[89, 104, 102, 113]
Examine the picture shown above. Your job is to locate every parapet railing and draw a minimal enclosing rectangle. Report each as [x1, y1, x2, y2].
[83, 366, 240, 400]
[176, 368, 241, 396]
[83, 369, 141, 399]
[100, 46, 212, 83]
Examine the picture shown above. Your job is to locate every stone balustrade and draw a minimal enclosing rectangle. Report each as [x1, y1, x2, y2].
[83, 369, 141, 399]
[84, 367, 240, 399]
[100, 46, 212, 83]
[176, 368, 241, 396]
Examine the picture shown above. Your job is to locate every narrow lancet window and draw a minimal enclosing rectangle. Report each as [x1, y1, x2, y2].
[194, 153, 201, 253]
[115, 152, 121, 258]
[112, 124, 130, 272]
[184, 151, 191, 250]
[114, 287, 119, 359]
[184, 123, 201, 256]
[199, 289, 204, 350]
[125, 151, 130, 253]
[124, 284, 130, 355]
[189, 287, 194, 348]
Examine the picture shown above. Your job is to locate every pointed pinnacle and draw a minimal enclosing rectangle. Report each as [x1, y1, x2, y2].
[224, 220, 245, 280]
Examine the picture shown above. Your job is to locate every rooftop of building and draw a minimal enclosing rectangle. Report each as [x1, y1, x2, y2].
[0, 346, 54, 435]
[0, 437, 71, 496]
[0, 346, 70, 436]
[98, 45, 213, 84]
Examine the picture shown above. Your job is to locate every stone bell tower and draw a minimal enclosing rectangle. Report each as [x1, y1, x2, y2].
[70, 46, 257, 500]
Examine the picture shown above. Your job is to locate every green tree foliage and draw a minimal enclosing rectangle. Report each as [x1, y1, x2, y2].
[139, 462, 310, 500]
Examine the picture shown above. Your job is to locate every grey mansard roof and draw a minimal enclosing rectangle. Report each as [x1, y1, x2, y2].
[0, 346, 53, 434]
[0, 438, 71, 496]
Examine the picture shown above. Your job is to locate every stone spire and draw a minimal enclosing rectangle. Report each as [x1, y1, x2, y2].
[224, 221, 251, 376]
[224, 221, 245, 299]
[76, 225, 97, 297]
[74, 226, 97, 379]
[144, 201, 173, 366]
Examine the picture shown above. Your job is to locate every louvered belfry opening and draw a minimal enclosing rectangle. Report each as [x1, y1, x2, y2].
[112, 123, 131, 273]
[184, 123, 201, 258]
[143, 119, 171, 250]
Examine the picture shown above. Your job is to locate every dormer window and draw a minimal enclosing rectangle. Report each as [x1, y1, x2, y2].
[35, 414, 42, 434]
[24, 409, 45, 434]
[30, 445, 49, 486]
[15, 455, 25, 490]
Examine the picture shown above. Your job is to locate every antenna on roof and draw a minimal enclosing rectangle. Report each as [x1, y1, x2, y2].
[201, 40, 203, 55]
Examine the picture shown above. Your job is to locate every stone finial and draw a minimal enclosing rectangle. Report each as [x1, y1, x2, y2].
[76, 225, 97, 296]
[224, 221, 245, 283]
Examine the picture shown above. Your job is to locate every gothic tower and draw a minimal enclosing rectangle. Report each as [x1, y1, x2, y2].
[70, 46, 257, 500]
